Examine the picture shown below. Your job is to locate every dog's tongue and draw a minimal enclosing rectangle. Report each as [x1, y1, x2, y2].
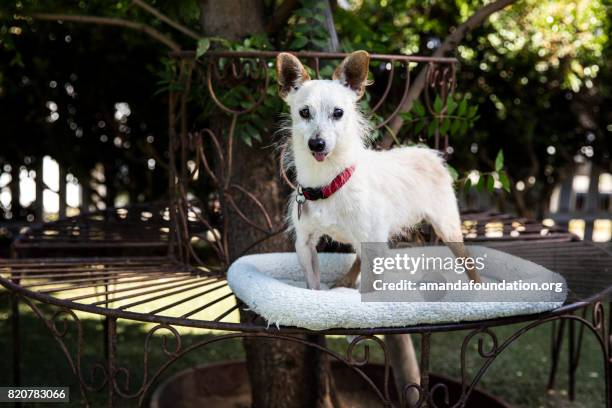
[314, 152, 326, 162]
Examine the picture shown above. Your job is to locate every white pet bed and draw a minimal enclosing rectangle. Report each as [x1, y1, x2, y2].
[227, 246, 566, 331]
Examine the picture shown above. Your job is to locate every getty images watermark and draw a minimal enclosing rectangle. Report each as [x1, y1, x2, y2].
[359, 243, 567, 302]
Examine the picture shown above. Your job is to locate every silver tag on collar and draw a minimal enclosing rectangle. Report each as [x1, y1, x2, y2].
[296, 186, 306, 220]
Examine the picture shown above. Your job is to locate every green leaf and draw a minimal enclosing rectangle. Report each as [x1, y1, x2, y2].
[290, 36, 309, 49]
[413, 100, 425, 116]
[477, 174, 486, 191]
[10, 53, 24, 67]
[468, 105, 478, 118]
[244, 122, 258, 135]
[440, 117, 451, 135]
[312, 38, 329, 48]
[450, 119, 461, 136]
[487, 175, 495, 192]
[400, 112, 412, 121]
[196, 38, 210, 58]
[427, 120, 437, 138]
[464, 178, 472, 193]
[447, 98, 457, 115]
[495, 150, 504, 171]
[295, 9, 314, 18]
[447, 165, 459, 181]
[458, 99, 467, 116]
[499, 170, 510, 192]
[250, 115, 265, 127]
[294, 24, 310, 34]
[414, 120, 426, 134]
[433, 95, 443, 114]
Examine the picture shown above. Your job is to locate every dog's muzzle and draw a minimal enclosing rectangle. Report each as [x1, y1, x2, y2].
[308, 138, 327, 161]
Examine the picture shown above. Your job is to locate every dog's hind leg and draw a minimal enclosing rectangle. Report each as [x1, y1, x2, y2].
[386, 334, 420, 406]
[331, 228, 388, 289]
[445, 241, 481, 283]
[331, 257, 360, 289]
[429, 213, 482, 283]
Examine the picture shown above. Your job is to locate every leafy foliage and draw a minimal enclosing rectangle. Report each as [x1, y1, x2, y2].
[336, 0, 611, 216]
[399, 95, 505, 194]
[400, 95, 479, 140]
[287, 0, 331, 50]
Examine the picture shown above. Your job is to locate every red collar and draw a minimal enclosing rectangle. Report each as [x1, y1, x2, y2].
[298, 165, 356, 201]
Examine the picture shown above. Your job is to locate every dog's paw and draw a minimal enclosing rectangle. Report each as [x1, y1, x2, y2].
[331, 275, 356, 289]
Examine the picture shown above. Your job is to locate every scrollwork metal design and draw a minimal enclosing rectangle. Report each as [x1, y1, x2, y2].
[412, 303, 611, 408]
[11, 284, 612, 407]
[424, 62, 458, 152]
[345, 335, 392, 404]
[205, 57, 270, 115]
[402, 383, 425, 408]
[373, 62, 412, 130]
[424, 62, 457, 113]
[112, 323, 181, 403]
[18, 296, 109, 407]
[106, 328, 395, 407]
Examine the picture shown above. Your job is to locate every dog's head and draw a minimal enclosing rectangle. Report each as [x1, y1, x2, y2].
[276, 51, 370, 162]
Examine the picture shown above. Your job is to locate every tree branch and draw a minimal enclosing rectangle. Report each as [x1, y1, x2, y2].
[29, 13, 181, 51]
[265, 0, 300, 34]
[380, 0, 517, 148]
[322, 0, 340, 52]
[132, 0, 201, 41]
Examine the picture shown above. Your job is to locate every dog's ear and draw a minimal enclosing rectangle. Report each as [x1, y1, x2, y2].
[332, 50, 370, 99]
[276, 53, 310, 100]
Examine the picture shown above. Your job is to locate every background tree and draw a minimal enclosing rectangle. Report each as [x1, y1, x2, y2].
[335, 0, 610, 217]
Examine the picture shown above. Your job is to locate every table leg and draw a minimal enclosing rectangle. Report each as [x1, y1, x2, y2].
[606, 302, 611, 408]
[106, 317, 117, 408]
[420, 332, 431, 408]
[569, 319, 576, 401]
[547, 319, 565, 391]
[10, 292, 21, 408]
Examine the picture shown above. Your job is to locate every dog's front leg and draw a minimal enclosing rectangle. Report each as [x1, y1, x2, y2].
[310, 244, 321, 287]
[296, 233, 320, 290]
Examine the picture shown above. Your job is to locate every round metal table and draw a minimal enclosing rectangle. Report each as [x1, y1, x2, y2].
[2, 240, 611, 407]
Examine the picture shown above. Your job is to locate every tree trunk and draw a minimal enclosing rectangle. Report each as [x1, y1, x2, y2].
[198, 2, 334, 407]
[199, 0, 265, 39]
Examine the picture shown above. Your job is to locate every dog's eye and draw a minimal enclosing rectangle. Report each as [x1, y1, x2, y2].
[299, 107, 311, 119]
[332, 108, 344, 120]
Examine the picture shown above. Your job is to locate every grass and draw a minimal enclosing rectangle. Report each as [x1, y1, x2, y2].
[0, 292, 606, 408]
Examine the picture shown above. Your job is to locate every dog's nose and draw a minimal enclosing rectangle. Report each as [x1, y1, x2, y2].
[308, 138, 326, 152]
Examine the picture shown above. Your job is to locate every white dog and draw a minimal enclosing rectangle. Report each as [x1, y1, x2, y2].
[277, 51, 480, 290]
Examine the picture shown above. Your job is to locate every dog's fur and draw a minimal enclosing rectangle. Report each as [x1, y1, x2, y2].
[277, 51, 480, 290]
